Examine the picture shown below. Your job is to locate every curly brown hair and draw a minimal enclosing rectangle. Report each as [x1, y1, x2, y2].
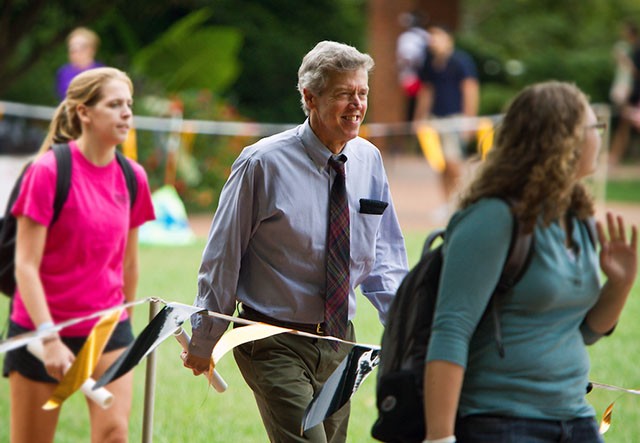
[459, 81, 594, 233]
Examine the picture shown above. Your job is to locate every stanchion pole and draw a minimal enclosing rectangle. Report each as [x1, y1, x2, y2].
[142, 300, 161, 443]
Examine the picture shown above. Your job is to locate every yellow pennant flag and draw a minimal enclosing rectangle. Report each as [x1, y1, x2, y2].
[476, 118, 494, 161]
[212, 323, 292, 366]
[181, 124, 197, 154]
[43, 309, 122, 410]
[415, 124, 445, 173]
[121, 127, 138, 161]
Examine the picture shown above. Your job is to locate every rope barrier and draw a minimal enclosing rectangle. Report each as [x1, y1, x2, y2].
[0, 99, 504, 137]
[0, 295, 634, 438]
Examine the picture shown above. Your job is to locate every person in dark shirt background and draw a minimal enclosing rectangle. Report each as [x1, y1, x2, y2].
[414, 24, 478, 214]
[609, 21, 640, 165]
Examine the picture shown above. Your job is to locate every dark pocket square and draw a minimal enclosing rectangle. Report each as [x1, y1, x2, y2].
[359, 199, 388, 215]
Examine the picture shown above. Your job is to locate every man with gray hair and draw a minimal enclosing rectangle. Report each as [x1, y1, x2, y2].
[183, 40, 408, 442]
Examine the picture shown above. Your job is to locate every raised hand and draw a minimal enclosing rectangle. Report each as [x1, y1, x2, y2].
[597, 212, 638, 290]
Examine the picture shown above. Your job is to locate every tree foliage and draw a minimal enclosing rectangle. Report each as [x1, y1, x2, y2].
[132, 8, 242, 94]
[0, 0, 123, 99]
[1, 0, 367, 123]
[187, 0, 368, 123]
[457, 0, 640, 113]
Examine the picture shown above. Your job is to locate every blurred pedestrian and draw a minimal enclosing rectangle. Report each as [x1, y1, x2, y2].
[609, 21, 640, 165]
[55, 27, 104, 101]
[396, 11, 430, 122]
[4, 67, 155, 442]
[424, 81, 637, 443]
[414, 24, 478, 211]
[182, 41, 408, 442]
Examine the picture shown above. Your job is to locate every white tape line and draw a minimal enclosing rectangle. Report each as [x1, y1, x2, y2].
[591, 381, 640, 396]
[0, 298, 151, 355]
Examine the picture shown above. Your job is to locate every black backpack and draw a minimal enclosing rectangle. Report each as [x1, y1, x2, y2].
[371, 209, 534, 443]
[0, 143, 138, 297]
[371, 209, 598, 443]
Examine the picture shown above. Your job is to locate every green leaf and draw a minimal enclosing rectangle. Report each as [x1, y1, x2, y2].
[133, 8, 243, 93]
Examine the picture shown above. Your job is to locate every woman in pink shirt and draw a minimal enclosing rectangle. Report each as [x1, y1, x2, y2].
[4, 67, 155, 442]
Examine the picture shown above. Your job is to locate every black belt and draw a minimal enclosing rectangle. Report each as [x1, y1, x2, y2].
[239, 304, 325, 335]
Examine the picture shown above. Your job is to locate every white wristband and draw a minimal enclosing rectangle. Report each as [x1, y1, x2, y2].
[37, 321, 54, 331]
[423, 437, 456, 443]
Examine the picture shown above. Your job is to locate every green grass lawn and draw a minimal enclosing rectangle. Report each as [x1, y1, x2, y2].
[607, 180, 640, 204]
[0, 230, 639, 442]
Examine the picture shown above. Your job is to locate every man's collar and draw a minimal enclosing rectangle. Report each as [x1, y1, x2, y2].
[298, 119, 353, 171]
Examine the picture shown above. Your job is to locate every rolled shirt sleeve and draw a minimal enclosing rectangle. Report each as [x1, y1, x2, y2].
[190, 152, 258, 357]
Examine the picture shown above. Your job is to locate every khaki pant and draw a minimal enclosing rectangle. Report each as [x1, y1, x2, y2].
[233, 323, 355, 442]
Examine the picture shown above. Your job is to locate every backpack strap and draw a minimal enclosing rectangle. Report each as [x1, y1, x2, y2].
[583, 216, 597, 250]
[50, 144, 72, 226]
[489, 203, 535, 358]
[421, 229, 445, 258]
[115, 150, 138, 209]
[495, 214, 534, 292]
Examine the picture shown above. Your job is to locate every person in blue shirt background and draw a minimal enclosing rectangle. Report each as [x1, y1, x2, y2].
[182, 41, 408, 442]
[423, 81, 637, 443]
[414, 24, 479, 215]
[55, 28, 104, 101]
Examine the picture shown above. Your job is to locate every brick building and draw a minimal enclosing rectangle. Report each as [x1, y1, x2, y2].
[367, 0, 459, 129]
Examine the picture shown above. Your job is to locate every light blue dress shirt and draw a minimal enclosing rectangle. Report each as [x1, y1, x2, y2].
[190, 119, 408, 357]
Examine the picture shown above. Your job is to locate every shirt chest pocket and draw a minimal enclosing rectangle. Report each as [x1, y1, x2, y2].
[351, 210, 383, 265]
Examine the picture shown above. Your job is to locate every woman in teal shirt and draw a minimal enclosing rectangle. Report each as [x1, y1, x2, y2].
[423, 82, 638, 443]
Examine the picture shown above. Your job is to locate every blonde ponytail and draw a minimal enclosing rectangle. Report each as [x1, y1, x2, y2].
[37, 100, 82, 156]
[37, 67, 133, 157]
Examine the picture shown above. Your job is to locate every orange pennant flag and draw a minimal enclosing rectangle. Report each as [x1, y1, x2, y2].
[599, 401, 615, 434]
[43, 309, 122, 410]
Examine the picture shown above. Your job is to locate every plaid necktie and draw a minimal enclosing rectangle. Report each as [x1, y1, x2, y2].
[325, 155, 350, 350]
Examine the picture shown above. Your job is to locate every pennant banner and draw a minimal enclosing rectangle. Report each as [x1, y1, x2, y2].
[0, 298, 151, 355]
[5, 294, 637, 435]
[302, 345, 380, 431]
[182, 302, 381, 350]
[590, 381, 640, 396]
[588, 382, 640, 435]
[26, 337, 114, 410]
[94, 303, 203, 389]
[212, 323, 294, 365]
[122, 126, 137, 160]
[599, 401, 615, 435]
[43, 309, 122, 410]
[476, 117, 494, 161]
[416, 123, 445, 173]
